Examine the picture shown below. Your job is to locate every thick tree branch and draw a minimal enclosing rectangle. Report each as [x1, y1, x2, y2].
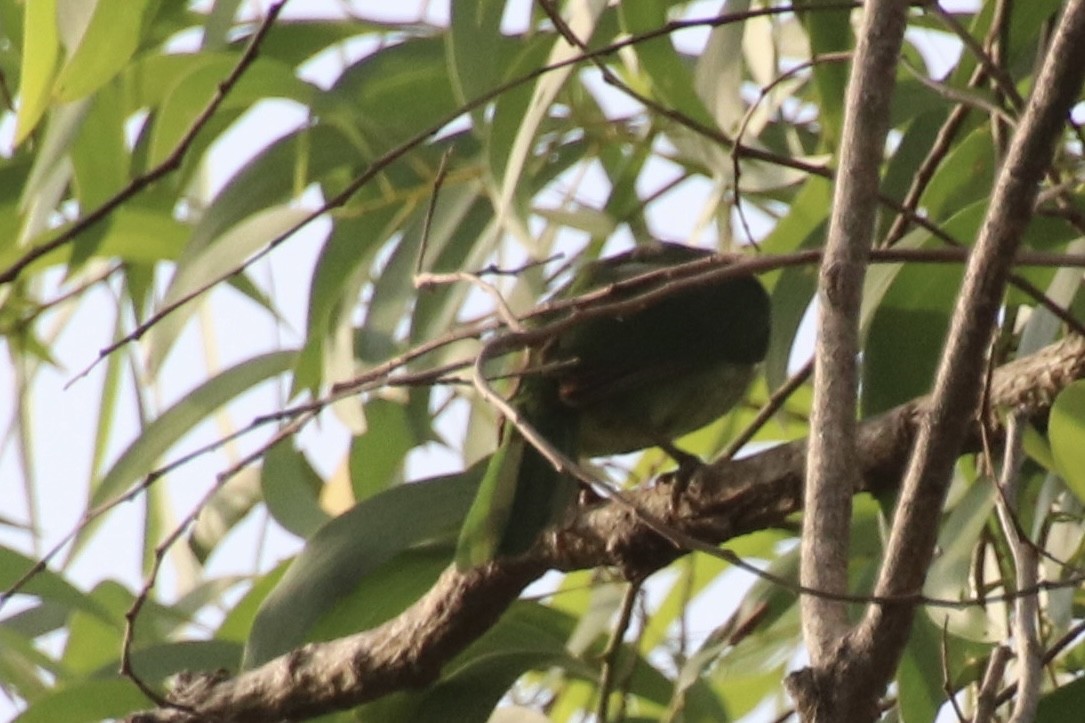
[790, 2, 1085, 720]
[128, 335, 1085, 722]
[803, 0, 910, 669]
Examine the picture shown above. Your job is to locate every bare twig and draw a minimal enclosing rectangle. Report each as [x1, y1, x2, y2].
[974, 645, 1013, 722]
[120, 413, 314, 705]
[993, 414, 1043, 723]
[940, 618, 967, 722]
[995, 618, 1085, 707]
[596, 581, 641, 723]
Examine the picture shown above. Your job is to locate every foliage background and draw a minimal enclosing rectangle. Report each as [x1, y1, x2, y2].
[1, 0, 1084, 721]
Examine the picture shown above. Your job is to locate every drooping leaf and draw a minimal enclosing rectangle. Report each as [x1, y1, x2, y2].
[243, 463, 484, 667]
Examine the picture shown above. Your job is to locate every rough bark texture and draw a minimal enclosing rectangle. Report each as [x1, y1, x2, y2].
[128, 335, 1085, 722]
[802, 0, 912, 662]
[789, 2, 1085, 718]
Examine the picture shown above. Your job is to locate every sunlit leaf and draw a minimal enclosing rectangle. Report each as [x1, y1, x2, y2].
[53, 0, 152, 102]
[1050, 380, 1085, 503]
[13, 0, 59, 145]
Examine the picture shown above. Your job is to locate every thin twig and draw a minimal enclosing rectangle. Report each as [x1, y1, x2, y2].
[993, 413, 1043, 723]
[940, 617, 968, 722]
[974, 645, 1013, 722]
[995, 618, 1085, 707]
[119, 413, 313, 703]
[722, 358, 813, 459]
[414, 148, 453, 278]
[596, 580, 641, 723]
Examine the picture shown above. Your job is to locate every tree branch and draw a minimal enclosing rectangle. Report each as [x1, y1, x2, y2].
[803, 0, 910, 672]
[127, 334, 1085, 722]
[790, 2, 1085, 720]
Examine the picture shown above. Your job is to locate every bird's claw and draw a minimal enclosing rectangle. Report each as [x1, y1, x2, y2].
[658, 442, 705, 512]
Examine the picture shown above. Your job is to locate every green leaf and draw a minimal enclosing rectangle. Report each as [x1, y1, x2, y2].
[147, 206, 315, 375]
[250, 19, 385, 67]
[0, 546, 109, 621]
[896, 613, 949, 723]
[1050, 380, 1085, 503]
[1036, 676, 1085, 722]
[88, 350, 297, 508]
[121, 640, 242, 684]
[243, 463, 484, 667]
[861, 263, 960, 416]
[293, 212, 390, 393]
[0, 619, 63, 702]
[799, 0, 853, 147]
[348, 399, 418, 501]
[263, 440, 329, 539]
[13, 0, 60, 145]
[123, 52, 226, 111]
[1022, 422, 1056, 472]
[307, 547, 450, 644]
[355, 601, 581, 723]
[53, 0, 152, 101]
[486, 33, 562, 186]
[188, 467, 263, 563]
[148, 55, 315, 166]
[315, 36, 458, 149]
[455, 436, 523, 569]
[879, 108, 951, 224]
[618, 3, 714, 128]
[70, 81, 129, 211]
[920, 126, 995, 222]
[13, 678, 149, 723]
[217, 563, 289, 643]
[192, 122, 354, 259]
[760, 176, 832, 388]
[0, 207, 189, 274]
[692, 0, 747, 133]
[60, 581, 131, 674]
[448, 0, 505, 105]
[924, 479, 998, 642]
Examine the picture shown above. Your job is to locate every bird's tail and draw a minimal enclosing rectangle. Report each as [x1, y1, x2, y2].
[455, 412, 578, 568]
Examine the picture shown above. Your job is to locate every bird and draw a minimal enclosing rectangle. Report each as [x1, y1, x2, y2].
[455, 241, 771, 568]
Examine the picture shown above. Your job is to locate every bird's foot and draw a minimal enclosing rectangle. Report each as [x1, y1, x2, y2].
[658, 442, 705, 513]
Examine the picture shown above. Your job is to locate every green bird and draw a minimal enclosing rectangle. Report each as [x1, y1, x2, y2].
[455, 242, 771, 568]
